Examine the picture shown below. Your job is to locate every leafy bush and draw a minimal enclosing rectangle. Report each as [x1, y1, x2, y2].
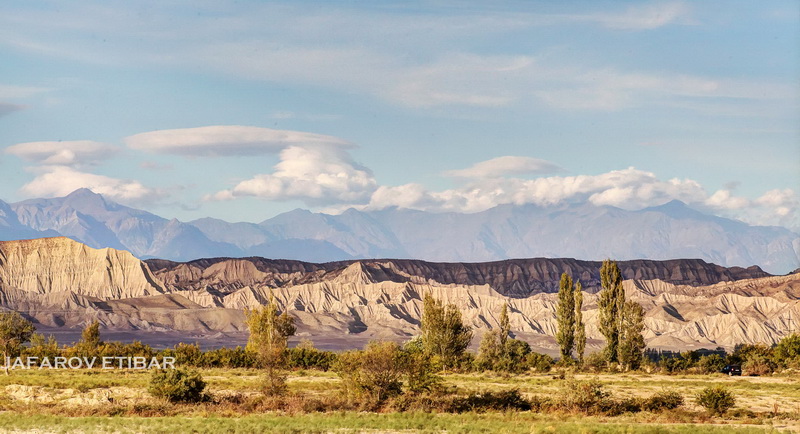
[203, 346, 257, 368]
[449, 389, 531, 413]
[23, 333, 60, 361]
[335, 342, 405, 403]
[600, 397, 641, 416]
[642, 390, 684, 412]
[169, 342, 203, 366]
[697, 354, 726, 374]
[287, 341, 337, 371]
[525, 352, 554, 372]
[582, 351, 607, 372]
[560, 379, 609, 413]
[696, 386, 735, 415]
[148, 368, 207, 403]
[773, 333, 800, 370]
[743, 353, 776, 376]
[402, 341, 442, 395]
[730, 343, 772, 368]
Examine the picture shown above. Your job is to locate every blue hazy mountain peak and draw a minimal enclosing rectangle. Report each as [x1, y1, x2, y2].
[1, 191, 798, 274]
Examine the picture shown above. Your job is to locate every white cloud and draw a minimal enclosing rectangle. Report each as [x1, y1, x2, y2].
[209, 145, 377, 205]
[366, 167, 708, 214]
[5, 140, 119, 166]
[20, 166, 160, 203]
[586, 2, 691, 30]
[705, 189, 750, 210]
[445, 156, 563, 179]
[125, 126, 353, 156]
[362, 162, 799, 231]
[753, 189, 799, 229]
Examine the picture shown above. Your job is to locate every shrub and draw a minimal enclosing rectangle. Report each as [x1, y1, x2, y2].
[642, 390, 684, 412]
[582, 351, 607, 372]
[525, 352, 555, 372]
[335, 342, 405, 403]
[743, 353, 776, 376]
[167, 343, 203, 366]
[696, 386, 735, 415]
[148, 368, 207, 403]
[402, 341, 442, 394]
[698, 354, 726, 374]
[601, 397, 641, 416]
[449, 389, 531, 413]
[773, 333, 800, 370]
[23, 333, 60, 361]
[560, 379, 609, 413]
[204, 346, 257, 368]
[287, 341, 337, 371]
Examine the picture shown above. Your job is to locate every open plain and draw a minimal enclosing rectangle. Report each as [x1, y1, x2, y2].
[0, 368, 798, 433]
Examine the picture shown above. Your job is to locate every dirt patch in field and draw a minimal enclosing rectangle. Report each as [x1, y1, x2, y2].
[4, 385, 149, 405]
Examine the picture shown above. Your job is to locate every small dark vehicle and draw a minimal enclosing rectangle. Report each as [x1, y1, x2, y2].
[721, 365, 742, 376]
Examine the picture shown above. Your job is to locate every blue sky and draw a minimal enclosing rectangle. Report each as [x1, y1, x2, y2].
[0, 1, 798, 230]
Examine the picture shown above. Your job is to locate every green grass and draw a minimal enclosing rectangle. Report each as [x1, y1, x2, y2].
[0, 412, 786, 434]
[0, 368, 150, 390]
[0, 369, 797, 432]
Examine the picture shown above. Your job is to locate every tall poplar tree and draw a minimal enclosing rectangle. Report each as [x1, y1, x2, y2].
[574, 281, 586, 364]
[619, 300, 646, 371]
[598, 259, 625, 365]
[555, 272, 576, 361]
[499, 303, 510, 353]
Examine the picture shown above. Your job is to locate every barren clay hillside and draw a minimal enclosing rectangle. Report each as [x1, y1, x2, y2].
[0, 237, 796, 351]
[146, 256, 771, 297]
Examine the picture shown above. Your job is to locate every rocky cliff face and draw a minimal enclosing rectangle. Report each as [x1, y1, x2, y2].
[147, 257, 771, 297]
[0, 237, 796, 351]
[0, 237, 166, 299]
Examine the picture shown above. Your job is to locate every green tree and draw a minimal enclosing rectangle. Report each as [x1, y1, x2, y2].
[598, 259, 625, 365]
[82, 320, 101, 348]
[698, 354, 727, 374]
[475, 329, 502, 371]
[556, 272, 576, 362]
[0, 311, 35, 375]
[773, 333, 800, 369]
[475, 304, 532, 373]
[420, 293, 473, 371]
[74, 320, 102, 358]
[402, 337, 441, 394]
[245, 296, 296, 395]
[24, 333, 60, 361]
[499, 303, 510, 353]
[574, 282, 586, 365]
[618, 300, 646, 371]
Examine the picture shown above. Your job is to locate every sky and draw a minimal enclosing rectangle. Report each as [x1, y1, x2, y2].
[0, 1, 798, 231]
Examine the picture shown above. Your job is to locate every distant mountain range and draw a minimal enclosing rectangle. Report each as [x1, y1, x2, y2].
[1, 188, 798, 274]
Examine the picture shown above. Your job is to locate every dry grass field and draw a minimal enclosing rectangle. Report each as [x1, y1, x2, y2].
[0, 368, 797, 433]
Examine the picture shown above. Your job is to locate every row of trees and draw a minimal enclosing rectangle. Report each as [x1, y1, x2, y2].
[556, 259, 646, 370]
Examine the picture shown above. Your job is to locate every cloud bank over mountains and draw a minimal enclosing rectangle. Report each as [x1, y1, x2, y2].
[0, 188, 797, 275]
[4, 125, 797, 232]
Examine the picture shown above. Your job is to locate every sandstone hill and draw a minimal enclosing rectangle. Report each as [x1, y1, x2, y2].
[0, 237, 797, 351]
